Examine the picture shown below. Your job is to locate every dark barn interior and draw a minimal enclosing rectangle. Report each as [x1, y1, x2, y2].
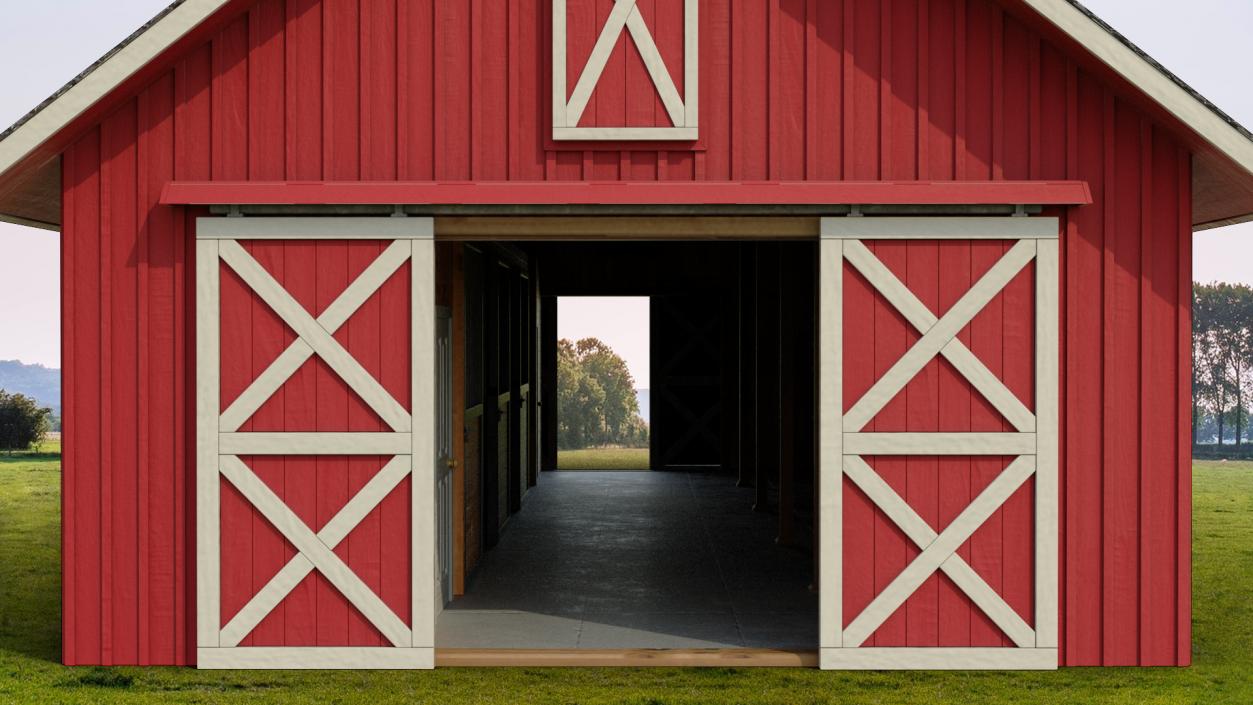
[434, 238, 820, 650]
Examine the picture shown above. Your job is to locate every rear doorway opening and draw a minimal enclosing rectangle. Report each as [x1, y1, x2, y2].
[556, 296, 651, 472]
[434, 239, 819, 662]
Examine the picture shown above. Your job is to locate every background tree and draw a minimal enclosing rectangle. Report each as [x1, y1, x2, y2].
[557, 337, 647, 449]
[1193, 282, 1253, 448]
[1235, 286, 1253, 447]
[1194, 284, 1227, 444]
[0, 389, 52, 452]
[574, 338, 638, 442]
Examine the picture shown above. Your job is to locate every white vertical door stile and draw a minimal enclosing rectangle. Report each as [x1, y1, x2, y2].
[411, 232, 437, 656]
[195, 217, 437, 670]
[818, 217, 1061, 671]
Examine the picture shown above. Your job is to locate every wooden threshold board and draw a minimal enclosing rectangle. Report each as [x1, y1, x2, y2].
[434, 648, 819, 668]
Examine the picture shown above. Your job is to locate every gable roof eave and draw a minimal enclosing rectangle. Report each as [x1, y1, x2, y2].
[0, 0, 231, 199]
[1, 0, 1252, 230]
[1018, 0, 1253, 177]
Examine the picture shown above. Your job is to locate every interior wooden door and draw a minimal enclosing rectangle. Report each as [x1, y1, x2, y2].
[650, 293, 724, 469]
[195, 217, 436, 669]
[818, 217, 1059, 670]
[436, 308, 454, 608]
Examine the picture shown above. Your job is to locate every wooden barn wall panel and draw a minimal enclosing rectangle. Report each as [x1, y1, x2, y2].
[59, 0, 1191, 666]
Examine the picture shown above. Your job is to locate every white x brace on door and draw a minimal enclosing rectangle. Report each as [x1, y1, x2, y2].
[196, 217, 436, 669]
[818, 217, 1059, 670]
[552, 0, 698, 140]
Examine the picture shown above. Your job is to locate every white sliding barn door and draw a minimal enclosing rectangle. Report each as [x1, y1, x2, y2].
[196, 217, 436, 669]
[818, 217, 1059, 670]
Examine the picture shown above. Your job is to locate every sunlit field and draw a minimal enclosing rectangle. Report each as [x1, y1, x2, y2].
[0, 451, 1249, 704]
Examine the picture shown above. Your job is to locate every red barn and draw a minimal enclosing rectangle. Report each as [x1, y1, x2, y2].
[0, 0, 1250, 670]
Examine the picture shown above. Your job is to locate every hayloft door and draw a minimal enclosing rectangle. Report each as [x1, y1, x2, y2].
[818, 217, 1060, 670]
[195, 217, 436, 669]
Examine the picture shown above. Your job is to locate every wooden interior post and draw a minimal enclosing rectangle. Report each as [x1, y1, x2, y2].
[540, 296, 558, 471]
[449, 246, 468, 596]
[777, 246, 799, 546]
[525, 265, 539, 489]
[482, 260, 501, 548]
[755, 244, 781, 513]
[462, 246, 486, 576]
[508, 272, 523, 514]
[739, 244, 758, 488]
[720, 253, 741, 478]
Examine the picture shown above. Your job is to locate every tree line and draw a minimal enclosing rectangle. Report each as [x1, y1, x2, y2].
[0, 389, 52, 452]
[557, 338, 648, 450]
[1194, 282, 1253, 449]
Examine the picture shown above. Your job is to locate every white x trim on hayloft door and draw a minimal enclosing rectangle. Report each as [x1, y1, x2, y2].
[818, 217, 1060, 671]
[195, 217, 436, 670]
[552, 0, 698, 140]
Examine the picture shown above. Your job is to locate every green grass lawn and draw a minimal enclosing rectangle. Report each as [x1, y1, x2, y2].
[1, 453, 1250, 703]
[557, 447, 650, 470]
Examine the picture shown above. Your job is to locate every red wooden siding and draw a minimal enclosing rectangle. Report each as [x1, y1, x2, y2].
[59, 0, 1191, 665]
[842, 241, 1037, 647]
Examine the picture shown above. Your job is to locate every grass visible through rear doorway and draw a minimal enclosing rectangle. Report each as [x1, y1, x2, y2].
[556, 448, 650, 471]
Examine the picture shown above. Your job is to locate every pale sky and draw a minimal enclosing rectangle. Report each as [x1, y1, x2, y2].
[1, 1, 1252, 368]
[558, 297, 651, 387]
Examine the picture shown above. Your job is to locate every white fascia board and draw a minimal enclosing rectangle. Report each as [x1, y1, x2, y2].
[0, 0, 231, 179]
[1020, 0, 1253, 177]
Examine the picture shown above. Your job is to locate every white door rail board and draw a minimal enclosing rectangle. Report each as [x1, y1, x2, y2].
[843, 433, 1037, 456]
[819, 648, 1058, 670]
[198, 647, 435, 670]
[197, 217, 433, 240]
[821, 216, 1060, 239]
[218, 432, 412, 456]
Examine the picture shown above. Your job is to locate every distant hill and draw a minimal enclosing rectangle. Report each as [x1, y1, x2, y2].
[0, 360, 60, 413]
[636, 388, 649, 424]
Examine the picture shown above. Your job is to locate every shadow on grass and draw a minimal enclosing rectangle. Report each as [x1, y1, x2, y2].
[0, 452, 62, 463]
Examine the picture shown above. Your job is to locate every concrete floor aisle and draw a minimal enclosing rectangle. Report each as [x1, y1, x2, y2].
[436, 471, 817, 649]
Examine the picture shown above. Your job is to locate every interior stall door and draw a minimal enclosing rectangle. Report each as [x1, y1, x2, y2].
[436, 309, 454, 607]
[650, 293, 724, 469]
[818, 217, 1059, 670]
[196, 217, 436, 669]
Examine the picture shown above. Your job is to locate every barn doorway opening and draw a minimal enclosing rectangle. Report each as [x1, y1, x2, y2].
[436, 238, 819, 656]
[555, 296, 650, 471]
